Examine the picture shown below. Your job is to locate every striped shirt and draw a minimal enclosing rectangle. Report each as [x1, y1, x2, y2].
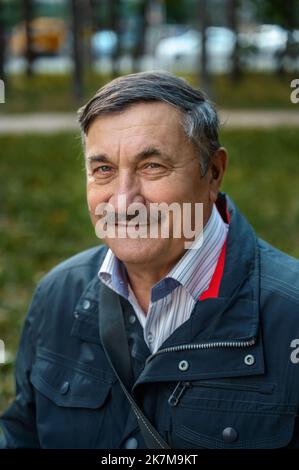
[98, 204, 229, 354]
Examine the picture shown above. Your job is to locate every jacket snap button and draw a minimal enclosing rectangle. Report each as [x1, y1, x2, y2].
[60, 381, 70, 395]
[244, 354, 255, 366]
[178, 360, 189, 371]
[82, 299, 91, 310]
[129, 315, 136, 324]
[124, 437, 138, 449]
[222, 427, 238, 443]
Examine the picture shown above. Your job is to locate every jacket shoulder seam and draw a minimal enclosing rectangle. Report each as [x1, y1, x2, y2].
[261, 275, 299, 305]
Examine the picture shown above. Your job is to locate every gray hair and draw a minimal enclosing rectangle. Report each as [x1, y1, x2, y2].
[78, 71, 220, 176]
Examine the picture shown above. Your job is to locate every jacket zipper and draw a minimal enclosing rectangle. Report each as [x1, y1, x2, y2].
[168, 381, 192, 406]
[147, 337, 256, 408]
[145, 337, 256, 367]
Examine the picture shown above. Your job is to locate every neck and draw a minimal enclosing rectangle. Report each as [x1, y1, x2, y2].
[125, 250, 184, 314]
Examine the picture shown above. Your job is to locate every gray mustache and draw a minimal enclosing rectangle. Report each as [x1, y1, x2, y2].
[101, 211, 163, 225]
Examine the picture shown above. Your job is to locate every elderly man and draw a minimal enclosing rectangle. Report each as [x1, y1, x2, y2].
[1, 72, 299, 450]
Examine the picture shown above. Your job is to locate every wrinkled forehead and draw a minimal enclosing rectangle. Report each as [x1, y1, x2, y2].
[87, 101, 183, 134]
[84, 101, 188, 158]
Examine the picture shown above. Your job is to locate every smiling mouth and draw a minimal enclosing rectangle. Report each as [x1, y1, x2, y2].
[115, 222, 149, 227]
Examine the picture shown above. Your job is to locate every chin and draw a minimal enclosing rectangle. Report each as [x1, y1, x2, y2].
[104, 237, 166, 265]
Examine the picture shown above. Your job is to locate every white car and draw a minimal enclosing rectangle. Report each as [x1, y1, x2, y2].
[238, 24, 298, 71]
[155, 27, 236, 73]
[239, 24, 287, 54]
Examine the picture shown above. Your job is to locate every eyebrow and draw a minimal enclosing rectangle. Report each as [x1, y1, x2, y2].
[86, 154, 110, 164]
[86, 146, 173, 165]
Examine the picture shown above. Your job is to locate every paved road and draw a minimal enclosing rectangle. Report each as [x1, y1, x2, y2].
[0, 113, 78, 134]
[0, 110, 299, 134]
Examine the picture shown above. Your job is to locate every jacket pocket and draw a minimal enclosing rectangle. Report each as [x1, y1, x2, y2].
[30, 350, 115, 448]
[180, 379, 275, 395]
[167, 381, 297, 449]
[171, 408, 297, 449]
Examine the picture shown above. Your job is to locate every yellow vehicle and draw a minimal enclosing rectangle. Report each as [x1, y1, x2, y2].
[10, 17, 67, 57]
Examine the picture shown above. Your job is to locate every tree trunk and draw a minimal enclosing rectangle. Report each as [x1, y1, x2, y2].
[110, 0, 121, 78]
[0, 0, 5, 84]
[284, 0, 297, 74]
[228, 0, 241, 82]
[198, 0, 210, 95]
[132, 0, 148, 73]
[71, 0, 84, 101]
[23, 0, 34, 77]
[275, 0, 297, 75]
[84, 0, 94, 71]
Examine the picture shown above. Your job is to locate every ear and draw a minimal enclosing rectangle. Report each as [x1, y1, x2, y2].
[208, 147, 228, 203]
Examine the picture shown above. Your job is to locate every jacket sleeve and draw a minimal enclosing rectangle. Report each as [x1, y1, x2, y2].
[0, 284, 43, 448]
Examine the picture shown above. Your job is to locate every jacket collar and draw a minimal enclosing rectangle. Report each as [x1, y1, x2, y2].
[133, 194, 264, 386]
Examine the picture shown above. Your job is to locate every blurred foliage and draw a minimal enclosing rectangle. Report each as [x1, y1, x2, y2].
[251, 0, 299, 29]
[1, 0, 69, 27]
[0, 128, 299, 411]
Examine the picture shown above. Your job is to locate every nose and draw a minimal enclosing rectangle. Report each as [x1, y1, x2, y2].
[108, 171, 146, 214]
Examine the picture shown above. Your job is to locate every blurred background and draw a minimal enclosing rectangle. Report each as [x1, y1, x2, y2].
[0, 0, 299, 412]
[1, 0, 299, 107]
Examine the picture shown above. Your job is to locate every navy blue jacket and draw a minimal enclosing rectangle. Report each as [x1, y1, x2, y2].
[1, 193, 299, 449]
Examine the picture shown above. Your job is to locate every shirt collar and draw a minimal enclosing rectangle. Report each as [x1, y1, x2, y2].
[99, 249, 129, 298]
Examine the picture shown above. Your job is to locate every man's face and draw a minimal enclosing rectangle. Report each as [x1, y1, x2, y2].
[85, 101, 214, 269]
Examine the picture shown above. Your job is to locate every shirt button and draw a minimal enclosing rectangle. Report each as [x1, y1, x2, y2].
[222, 427, 238, 443]
[128, 315, 136, 325]
[124, 437, 138, 449]
[178, 360, 189, 371]
[82, 299, 91, 310]
[147, 333, 154, 343]
[244, 354, 255, 366]
[60, 381, 70, 395]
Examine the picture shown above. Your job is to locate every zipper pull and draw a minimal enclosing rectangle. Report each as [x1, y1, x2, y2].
[168, 381, 191, 407]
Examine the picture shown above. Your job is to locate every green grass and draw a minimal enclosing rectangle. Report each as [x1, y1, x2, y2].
[0, 132, 96, 410]
[0, 72, 112, 114]
[221, 128, 299, 256]
[213, 72, 298, 109]
[183, 72, 299, 109]
[0, 128, 299, 412]
[0, 71, 298, 114]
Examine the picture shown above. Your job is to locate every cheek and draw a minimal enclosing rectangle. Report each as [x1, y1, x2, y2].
[147, 178, 204, 205]
[143, 178, 188, 204]
[86, 185, 109, 224]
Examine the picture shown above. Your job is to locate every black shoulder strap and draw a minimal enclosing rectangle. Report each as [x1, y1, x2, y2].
[98, 281, 171, 449]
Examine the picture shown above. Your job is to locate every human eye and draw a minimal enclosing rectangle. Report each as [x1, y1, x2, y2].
[93, 165, 113, 175]
[139, 161, 169, 178]
[143, 162, 163, 169]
